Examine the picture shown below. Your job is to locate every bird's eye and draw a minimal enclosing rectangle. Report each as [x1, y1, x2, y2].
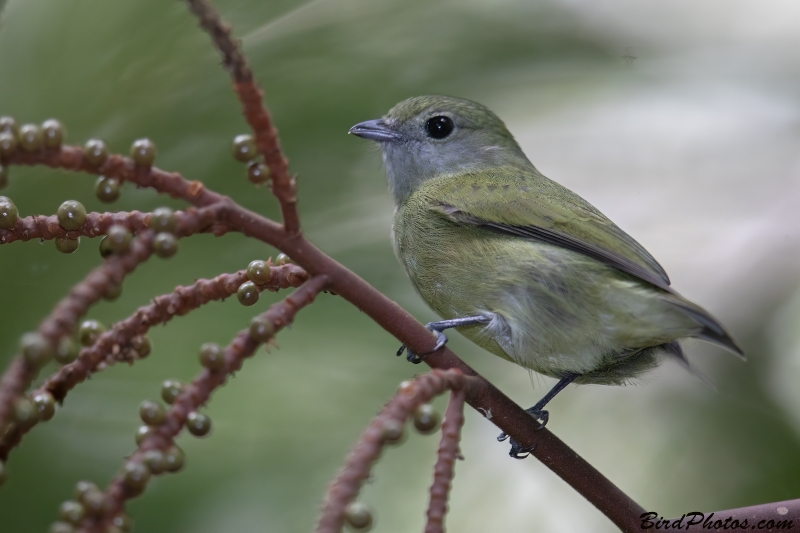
[425, 116, 454, 139]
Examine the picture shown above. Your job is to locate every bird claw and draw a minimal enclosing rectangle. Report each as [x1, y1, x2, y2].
[396, 325, 448, 363]
[508, 439, 536, 459]
[497, 408, 548, 458]
[529, 409, 549, 430]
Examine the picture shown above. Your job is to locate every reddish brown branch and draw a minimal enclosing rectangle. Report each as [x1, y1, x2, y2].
[0, 206, 225, 435]
[0, 232, 155, 434]
[425, 388, 466, 533]
[184, 0, 300, 235]
[38, 233, 155, 344]
[0, 211, 148, 244]
[78, 275, 329, 532]
[316, 369, 471, 533]
[7, 147, 289, 245]
[0, 264, 309, 461]
[0, 207, 224, 244]
[184, 0, 251, 82]
[8, 148, 225, 207]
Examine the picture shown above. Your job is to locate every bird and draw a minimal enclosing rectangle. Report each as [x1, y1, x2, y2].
[349, 95, 743, 457]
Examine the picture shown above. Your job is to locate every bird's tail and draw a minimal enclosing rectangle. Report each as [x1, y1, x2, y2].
[664, 296, 745, 359]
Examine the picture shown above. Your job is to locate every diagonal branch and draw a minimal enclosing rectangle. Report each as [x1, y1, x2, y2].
[0, 232, 155, 434]
[185, 0, 299, 235]
[78, 274, 329, 532]
[0, 206, 223, 434]
[0, 263, 309, 460]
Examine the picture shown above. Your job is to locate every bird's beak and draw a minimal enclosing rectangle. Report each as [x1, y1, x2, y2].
[348, 119, 402, 142]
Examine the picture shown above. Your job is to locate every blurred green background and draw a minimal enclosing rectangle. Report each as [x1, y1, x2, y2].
[2, 0, 800, 531]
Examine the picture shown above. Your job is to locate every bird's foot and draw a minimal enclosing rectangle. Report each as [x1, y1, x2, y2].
[396, 315, 489, 363]
[497, 408, 549, 459]
[396, 325, 448, 364]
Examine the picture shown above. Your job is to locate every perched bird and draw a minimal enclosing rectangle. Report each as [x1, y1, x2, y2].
[349, 95, 743, 457]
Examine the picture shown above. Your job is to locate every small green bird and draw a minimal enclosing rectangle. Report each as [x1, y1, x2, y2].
[349, 95, 743, 457]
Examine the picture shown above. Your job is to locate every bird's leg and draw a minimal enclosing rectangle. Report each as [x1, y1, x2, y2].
[397, 315, 492, 364]
[498, 372, 580, 459]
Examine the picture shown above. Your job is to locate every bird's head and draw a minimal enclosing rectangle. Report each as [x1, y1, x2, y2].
[349, 95, 530, 204]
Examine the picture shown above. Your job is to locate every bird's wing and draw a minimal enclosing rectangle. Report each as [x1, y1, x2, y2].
[425, 166, 672, 291]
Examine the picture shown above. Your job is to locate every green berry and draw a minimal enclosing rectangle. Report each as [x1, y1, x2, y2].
[186, 411, 211, 437]
[149, 207, 176, 233]
[143, 449, 168, 474]
[0, 196, 18, 229]
[102, 282, 122, 301]
[55, 337, 78, 365]
[380, 419, 405, 445]
[98, 236, 113, 258]
[33, 392, 56, 421]
[122, 461, 150, 494]
[161, 380, 183, 404]
[58, 500, 85, 525]
[249, 316, 275, 342]
[42, 119, 64, 149]
[130, 138, 157, 166]
[164, 445, 185, 473]
[0, 132, 17, 158]
[48, 521, 75, 533]
[139, 400, 166, 426]
[95, 176, 120, 203]
[0, 116, 18, 136]
[153, 232, 177, 258]
[105, 224, 131, 253]
[246, 260, 271, 285]
[79, 488, 109, 516]
[13, 397, 38, 428]
[55, 237, 80, 254]
[276, 253, 292, 265]
[74, 480, 99, 502]
[135, 425, 155, 445]
[231, 134, 257, 162]
[84, 138, 108, 166]
[20, 331, 54, 367]
[78, 319, 106, 346]
[237, 281, 259, 306]
[131, 335, 151, 358]
[246, 161, 270, 184]
[199, 343, 225, 371]
[0, 164, 8, 190]
[57, 200, 86, 231]
[412, 403, 440, 434]
[18, 124, 43, 152]
[344, 501, 374, 531]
